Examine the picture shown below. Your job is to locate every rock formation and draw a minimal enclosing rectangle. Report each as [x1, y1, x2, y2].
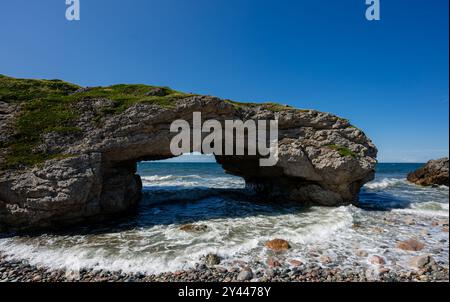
[407, 158, 449, 187]
[0, 75, 377, 231]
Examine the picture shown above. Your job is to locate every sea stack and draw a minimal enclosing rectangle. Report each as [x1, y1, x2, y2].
[407, 158, 449, 187]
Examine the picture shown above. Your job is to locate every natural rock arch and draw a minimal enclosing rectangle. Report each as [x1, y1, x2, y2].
[0, 76, 377, 231]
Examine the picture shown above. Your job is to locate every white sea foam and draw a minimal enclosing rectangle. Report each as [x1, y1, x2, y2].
[0, 164, 448, 277]
[364, 178, 405, 190]
[0, 206, 354, 274]
[141, 175, 245, 189]
[393, 201, 449, 218]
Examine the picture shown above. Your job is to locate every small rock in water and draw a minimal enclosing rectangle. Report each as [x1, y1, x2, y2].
[355, 250, 368, 257]
[289, 259, 303, 267]
[65, 270, 80, 281]
[204, 254, 221, 266]
[320, 256, 332, 264]
[265, 269, 276, 278]
[265, 239, 291, 252]
[180, 224, 208, 232]
[352, 223, 362, 229]
[370, 255, 386, 265]
[237, 268, 253, 281]
[372, 227, 384, 234]
[267, 257, 281, 268]
[439, 219, 449, 226]
[396, 239, 425, 251]
[421, 229, 430, 236]
[410, 255, 436, 269]
[31, 275, 42, 282]
[404, 217, 416, 225]
[419, 275, 429, 282]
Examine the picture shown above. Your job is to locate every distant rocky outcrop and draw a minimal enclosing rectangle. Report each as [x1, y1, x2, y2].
[407, 158, 449, 187]
[0, 75, 377, 231]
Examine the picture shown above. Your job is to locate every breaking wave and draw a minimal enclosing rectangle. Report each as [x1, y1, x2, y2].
[0, 162, 448, 276]
[364, 178, 406, 190]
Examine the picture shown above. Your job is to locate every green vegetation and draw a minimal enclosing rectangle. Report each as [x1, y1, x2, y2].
[89, 85, 193, 115]
[224, 99, 294, 112]
[0, 74, 312, 170]
[0, 75, 80, 103]
[0, 75, 193, 170]
[327, 144, 357, 158]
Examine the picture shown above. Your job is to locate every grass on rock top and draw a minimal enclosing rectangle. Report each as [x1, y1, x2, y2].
[224, 99, 296, 112]
[0, 74, 351, 170]
[0, 75, 193, 170]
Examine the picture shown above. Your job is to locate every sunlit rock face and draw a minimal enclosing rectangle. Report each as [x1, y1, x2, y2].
[407, 158, 449, 187]
[0, 76, 377, 231]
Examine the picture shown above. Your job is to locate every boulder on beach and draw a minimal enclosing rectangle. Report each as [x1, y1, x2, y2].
[204, 254, 221, 266]
[396, 239, 425, 251]
[236, 268, 253, 281]
[265, 239, 291, 252]
[410, 255, 436, 269]
[289, 259, 303, 267]
[407, 158, 449, 187]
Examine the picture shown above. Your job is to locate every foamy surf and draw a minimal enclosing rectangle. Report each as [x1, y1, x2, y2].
[393, 201, 449, 218]
[364, 178, 406, 190]
[0, 162, 448, 278]
[0, 204, 353, 274]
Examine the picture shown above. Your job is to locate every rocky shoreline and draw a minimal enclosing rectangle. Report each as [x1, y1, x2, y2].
[1, 252, 448, 282]
[1, 211, 449, 283]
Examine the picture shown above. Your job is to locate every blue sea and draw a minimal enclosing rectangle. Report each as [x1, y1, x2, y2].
[0, 162, 448, 277]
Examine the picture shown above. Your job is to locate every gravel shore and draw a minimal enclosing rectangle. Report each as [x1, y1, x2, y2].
[1, 253, 448, 282]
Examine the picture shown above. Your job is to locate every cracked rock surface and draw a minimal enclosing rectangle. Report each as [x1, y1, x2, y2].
[0, 81, 377, 231]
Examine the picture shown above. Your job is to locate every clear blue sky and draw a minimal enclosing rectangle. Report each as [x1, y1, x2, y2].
[0, 0, 448, 162]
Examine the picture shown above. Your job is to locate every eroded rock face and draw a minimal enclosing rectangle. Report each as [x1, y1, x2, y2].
[0, 84, 377, 231]
[407, 158, 449, 187]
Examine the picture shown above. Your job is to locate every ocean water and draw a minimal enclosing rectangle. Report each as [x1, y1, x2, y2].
[0, 162, 448, 276]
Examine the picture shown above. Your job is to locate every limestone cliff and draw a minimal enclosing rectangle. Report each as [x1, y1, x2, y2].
[0, 75, 377, 231]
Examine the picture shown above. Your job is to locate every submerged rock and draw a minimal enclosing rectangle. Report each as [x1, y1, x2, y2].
[0, 75, 378, 231]
[320, 255, 332, 264]
[369, 255, 386, 265]
[180, 224, 208, 232]
[407, 158, 449, 187]
[355, 250, 368, 257]
[204, 254, 221, 266]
